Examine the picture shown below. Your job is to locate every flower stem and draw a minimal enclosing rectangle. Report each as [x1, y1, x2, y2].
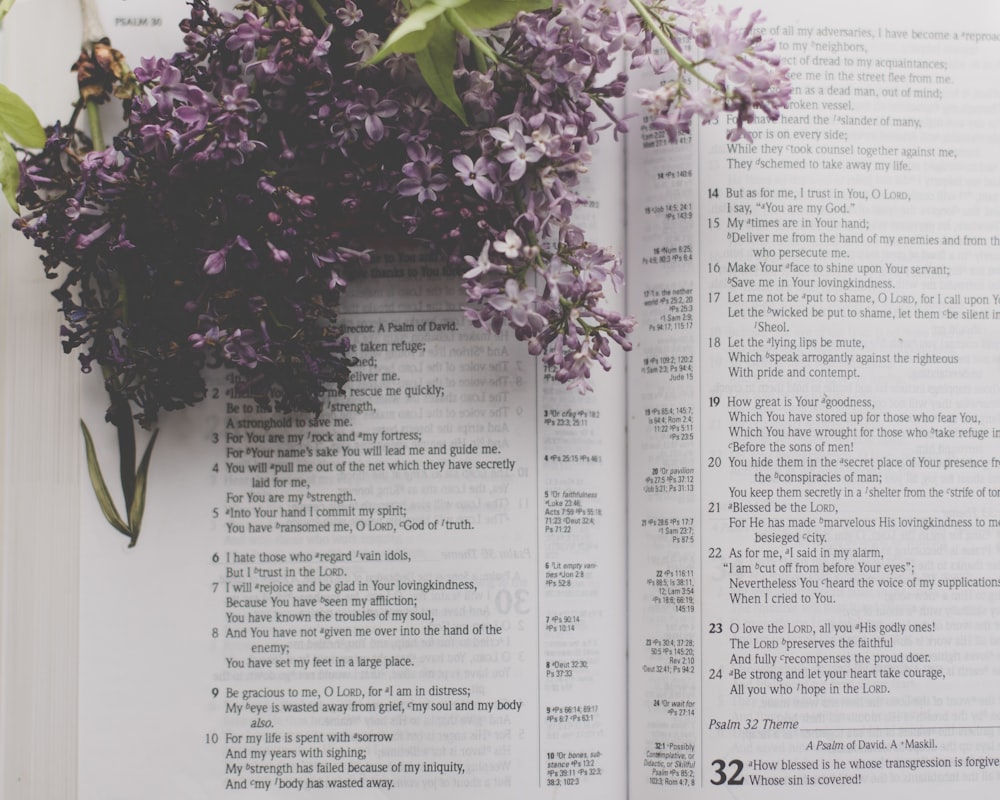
[445, 10, 498, 65]
[107, 387, 137, 511]
[304, 0, 329, 25]
[627, 0, 720, 92]
[78, 0, 107, 149]
[86, 99, 104, 151]
[83, 370, 159, 547]
[74, 0, 151, 543]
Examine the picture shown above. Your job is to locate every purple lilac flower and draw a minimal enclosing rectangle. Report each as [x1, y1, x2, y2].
[489, 119, 545, 182]
[347, 87, 398, 141]
[462, 242, 500, 280]
[486, 279, 548, 332]
[493, 230, 523, 260]
[637, 0, 792, 142]
[336, 1, 363, 27]
[398, 144, 449, 202]
[14, 0, 789, 409]
[452, 154, 499, 201]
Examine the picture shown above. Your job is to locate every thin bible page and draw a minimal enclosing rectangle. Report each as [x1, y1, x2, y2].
[626, 1, 1000, 796]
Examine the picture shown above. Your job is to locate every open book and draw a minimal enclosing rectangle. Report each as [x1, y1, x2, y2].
[5, 0, 1000, 797]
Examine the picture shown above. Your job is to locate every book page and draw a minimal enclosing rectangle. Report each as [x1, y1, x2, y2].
[74, 3, 629, 797]
[627, 0, 1000, 796]
[1, 3, 90, 798]
[79, 270, 627, 799]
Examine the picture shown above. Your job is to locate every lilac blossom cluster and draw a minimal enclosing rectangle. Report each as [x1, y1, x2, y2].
[632, 0, 792, 142]
[14, 0, 790, 423]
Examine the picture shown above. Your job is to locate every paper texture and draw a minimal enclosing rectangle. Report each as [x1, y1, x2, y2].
[4, 1, 1000, 797]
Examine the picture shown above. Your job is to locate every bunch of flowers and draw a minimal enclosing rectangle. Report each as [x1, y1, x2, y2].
[12, 0, 790, 541]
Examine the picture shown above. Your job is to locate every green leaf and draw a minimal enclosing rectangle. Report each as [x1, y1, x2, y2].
[368, 2, 451, 64]
[451, 0, 550, 31]
[415, 24, 467, 123]
[80, 421, 133, 541]
[412, 0, 478, 10]
[0, 0, 16, 27]
[372, 0, 551, 118]
[0, 135, 19, 213]
[0, 84, 45, 147]
[126, 428, 159, 547]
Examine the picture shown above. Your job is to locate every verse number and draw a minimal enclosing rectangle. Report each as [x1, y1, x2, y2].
[710, 758, 744, 786]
